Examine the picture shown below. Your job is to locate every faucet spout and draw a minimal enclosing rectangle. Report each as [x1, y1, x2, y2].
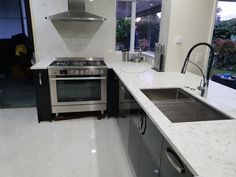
[181, 42, 215, 97]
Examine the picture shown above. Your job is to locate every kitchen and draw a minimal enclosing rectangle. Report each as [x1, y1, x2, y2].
[0, 0, 236, 177]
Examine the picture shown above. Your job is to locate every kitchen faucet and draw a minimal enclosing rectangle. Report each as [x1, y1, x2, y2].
[136, 47, 143, 59]
[129, 47, 144, 62]
[181, 42, 215, 97]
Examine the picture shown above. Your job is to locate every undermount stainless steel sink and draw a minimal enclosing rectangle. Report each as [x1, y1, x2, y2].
[141, 88, 232, 123]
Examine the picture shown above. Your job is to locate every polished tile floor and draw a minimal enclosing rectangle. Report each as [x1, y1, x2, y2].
[0, 108, 133, 177]
[0, 77, 36, 108]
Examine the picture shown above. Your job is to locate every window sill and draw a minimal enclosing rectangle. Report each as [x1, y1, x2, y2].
[142, 51, 155, 59]
[115, 51, 155, 58]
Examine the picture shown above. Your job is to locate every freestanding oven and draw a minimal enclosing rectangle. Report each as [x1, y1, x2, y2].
[48, 57, 107, 115]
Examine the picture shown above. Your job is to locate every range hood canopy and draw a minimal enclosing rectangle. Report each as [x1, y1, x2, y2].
[48, 0, 106, 22]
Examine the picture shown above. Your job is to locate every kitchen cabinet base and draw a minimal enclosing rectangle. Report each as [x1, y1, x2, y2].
[51, 104, 106, 114]
[107, 69, 119, 117]
[33, 69, 52, 123]
[53, 111, 107, 121]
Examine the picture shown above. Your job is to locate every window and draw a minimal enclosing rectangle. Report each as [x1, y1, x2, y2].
[0, 0, 28, 38]
[211, 1, 236, 89]
[116, 0, 162, 52]
[116, 1, 132, 51]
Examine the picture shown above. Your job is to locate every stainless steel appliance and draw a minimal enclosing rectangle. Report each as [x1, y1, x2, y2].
[122, 49, 129, 62]
[48, 0, 106, 22]
[48, 57, 107, 114]
[153, 43, 165, 72]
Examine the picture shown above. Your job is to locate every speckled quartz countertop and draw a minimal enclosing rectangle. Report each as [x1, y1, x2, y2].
[31, 59, 54, 70]
[109, 60, 236, 177]
[31, 58, 236, 177]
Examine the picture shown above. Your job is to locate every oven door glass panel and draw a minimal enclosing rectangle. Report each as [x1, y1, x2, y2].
[57, 80, 101, 102]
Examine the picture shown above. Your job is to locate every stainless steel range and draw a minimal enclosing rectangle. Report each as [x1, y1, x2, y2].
[48, 57, 107, 114]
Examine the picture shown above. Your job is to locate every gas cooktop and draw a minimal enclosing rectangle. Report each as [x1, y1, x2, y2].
[48, 57, 107, 76]
[49, 57, 106, 67]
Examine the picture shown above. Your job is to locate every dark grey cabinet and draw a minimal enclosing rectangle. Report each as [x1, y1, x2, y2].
[116, 80, 163, 177]
[107, 69, 119, 117]
[33, 69, 52, 123]
[139, 141, 160, 177]
[118, 80, 139, 151]
[139, 114, 163, 177]
[117, 96, 130, 151]
[128, 109, 163, 177]
[128, 114, 142, 174]
[116, 78, 194, 177]
[160, 139, 193, 177]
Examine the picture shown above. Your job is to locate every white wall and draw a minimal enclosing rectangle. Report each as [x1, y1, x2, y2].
[29, 0, 116, 62]
[163, 0, 217, 74]
[30, 0, 217, 73]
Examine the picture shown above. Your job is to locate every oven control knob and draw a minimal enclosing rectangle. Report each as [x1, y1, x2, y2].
[75, 70, 80, 75]
[89, 71, 93, 75]
[85, 70, 89, 75]
[95, 70, 99, 75]
[91, 70, 95, 75]
[80, 70, 84, 75]
[70, 70, 75, 75]
[100, 70, 104, 75]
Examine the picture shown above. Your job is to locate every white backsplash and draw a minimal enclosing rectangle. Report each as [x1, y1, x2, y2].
[30, 0, 116, 62]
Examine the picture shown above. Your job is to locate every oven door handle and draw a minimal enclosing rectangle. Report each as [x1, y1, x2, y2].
[50, 77, 106, 81]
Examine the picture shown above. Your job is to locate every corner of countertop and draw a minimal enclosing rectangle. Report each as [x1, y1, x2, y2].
[31, 59, 53, 70]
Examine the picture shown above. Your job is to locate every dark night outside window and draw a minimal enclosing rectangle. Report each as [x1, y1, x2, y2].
[0, 0, 28, 38]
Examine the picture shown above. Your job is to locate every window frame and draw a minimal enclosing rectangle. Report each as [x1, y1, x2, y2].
[116, 0, 161, 54]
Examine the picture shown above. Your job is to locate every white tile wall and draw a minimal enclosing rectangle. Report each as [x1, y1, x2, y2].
[29, 0, 116, 62]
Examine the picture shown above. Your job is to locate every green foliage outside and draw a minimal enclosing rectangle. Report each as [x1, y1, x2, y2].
[116, 14, 160, 51]
[213, 19, 236, 39]
[213, 18, 236, 75]
[116, 18, 131, 50]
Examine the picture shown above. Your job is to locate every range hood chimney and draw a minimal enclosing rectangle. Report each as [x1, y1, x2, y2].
[48, 0, 106, 22]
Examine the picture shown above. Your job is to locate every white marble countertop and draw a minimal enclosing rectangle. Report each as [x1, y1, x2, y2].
[31, 58, 236, 177]
[110, 60, 236, 177]
[31, 59, 54, 70]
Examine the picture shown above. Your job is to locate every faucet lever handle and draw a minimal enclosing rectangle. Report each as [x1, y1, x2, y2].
[197, 79, 203, 91]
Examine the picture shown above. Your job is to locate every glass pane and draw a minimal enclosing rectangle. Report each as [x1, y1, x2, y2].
[57, 80, 101, 102]
[211, 1, 236, 89]
[135, 0, 162, 52]
[116, 1, 132, 51]
[0, 0, 23, 38]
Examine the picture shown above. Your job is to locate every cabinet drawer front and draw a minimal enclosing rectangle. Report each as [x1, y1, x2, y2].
[142, 116, 163, 168]
[160, 140, 193, 177]
[128, 118, 141, 176]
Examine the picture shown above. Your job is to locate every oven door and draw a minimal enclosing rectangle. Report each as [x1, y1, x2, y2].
[49, 76, 107, 106]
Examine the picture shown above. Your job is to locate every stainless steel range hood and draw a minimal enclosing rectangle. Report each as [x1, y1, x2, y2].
[48, 0, 106, 22]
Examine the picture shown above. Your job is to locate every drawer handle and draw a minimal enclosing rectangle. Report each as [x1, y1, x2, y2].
[137, 115, 142, 130]
[165, 148, 185, 174]
[141, 114, 146, 135]
[121, 85, 126, 93]
[39, 73, 42, 85]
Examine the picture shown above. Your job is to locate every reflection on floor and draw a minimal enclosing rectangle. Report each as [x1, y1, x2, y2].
[0, 108, 133, 177]
[0, 77, 36, 108]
